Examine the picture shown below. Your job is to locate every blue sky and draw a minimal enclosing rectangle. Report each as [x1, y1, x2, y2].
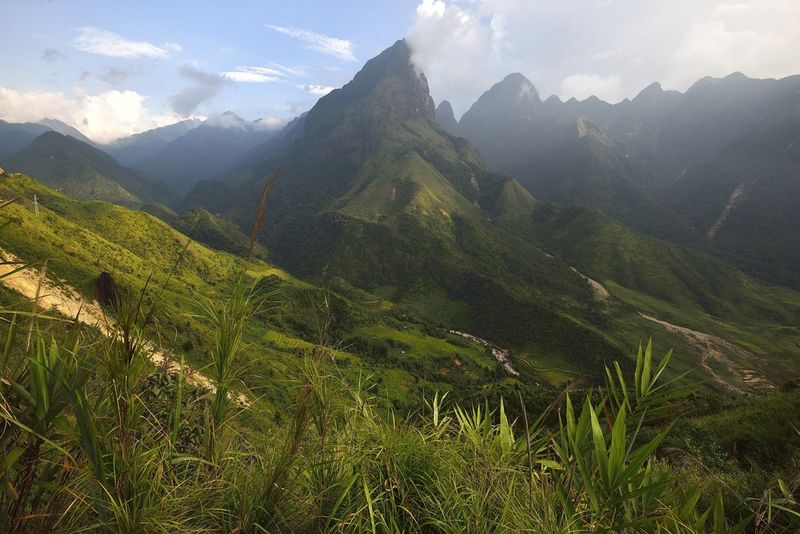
[3, 0, 799, 142]
[3, 0, 418, 141]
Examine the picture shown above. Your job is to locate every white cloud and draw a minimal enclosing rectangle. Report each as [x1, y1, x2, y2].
[253, 116, 285, 130]
[298, 84, 336, 96]
[417, 0, 446, 18]
[408, 1, 498, 116]
[0, 86, 184, 143]
[559, 73, 623, 102]
[666, 1, 800, 88]
[221, 64, 308, 83]
[73, 27, 181, 58]
[267, 24, 355, 61]
[408, 0, 800, 115]
[269, 63, 307, 77]
[222, 67, 282, 83]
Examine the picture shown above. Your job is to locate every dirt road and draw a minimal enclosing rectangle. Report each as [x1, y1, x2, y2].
[0, 248, 248, 404]
[639, 312, 773, 394]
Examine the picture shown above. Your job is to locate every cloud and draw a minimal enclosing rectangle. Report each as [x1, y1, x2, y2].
[0, 86, 183, 143]
[417, 0, 446, 17]
[73, 27, 181, 58]
[267, 24, 355, 61]
[408, 0, 800, 115]
[666, 1, 800, 89]
[559, 73, 623, 102]
[221, 63, 307, 83]
[101, 67, 135, 85]
[42, 47, 64, 63]
[408, 2, 497, 115]
[222, 66, 283, 83]
[253, 116, 285, 130]
[169, 64, 229, 116]
[269, 63, 307, 77]
[298, 84, 335, 96]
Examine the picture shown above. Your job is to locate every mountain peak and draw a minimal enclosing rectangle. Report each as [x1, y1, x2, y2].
[302, 39, 435, 139]
[724, 71, 749, 81]
[36, 118, 95, 145]
[632, 81, 664, 104]
[435, 100, 459, 133]
[460, 72, 541, 128]
[6, 129, 174, 206]
[205, 112, 247, 129]
[498, 72, 540, 102]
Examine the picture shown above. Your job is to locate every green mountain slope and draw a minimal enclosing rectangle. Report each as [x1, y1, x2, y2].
[6, 131, 177, 207]
[664, 107, 800, 287]
[505, 201, 800, 383]
[0, 119, 51, 160]
[172, 208, 268, 259]
[0, 172, 527, 410]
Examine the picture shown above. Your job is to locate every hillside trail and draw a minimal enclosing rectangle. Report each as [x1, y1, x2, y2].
[569, 266, 610, 299]
[639, 312, 773, 394]
[0, 248, 249, 405]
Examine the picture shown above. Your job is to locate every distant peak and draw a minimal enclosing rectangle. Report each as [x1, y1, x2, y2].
[205, 112, 247, 129]
[687, 76, 718, 92]
[502, 72, 531, 84]
[632, 81, 663, 102]
[724, 71, 749, 81]
[435, 100, 459, 132]
[500, 73, 539, 101]
[436, 100, 454, 113]
[469, 73, 540, 112]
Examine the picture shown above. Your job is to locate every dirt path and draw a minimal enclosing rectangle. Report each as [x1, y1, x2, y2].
[570, 267, 610, 299]
[447, 329, 519, 376]
[639, 312, 773, 394]
[0, 248, 248, 405]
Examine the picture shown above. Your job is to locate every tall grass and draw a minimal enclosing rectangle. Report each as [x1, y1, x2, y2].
[1, 248, 798, 532]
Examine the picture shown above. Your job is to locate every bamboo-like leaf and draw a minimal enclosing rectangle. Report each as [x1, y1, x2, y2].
[608, 404, 626, 487]
[651, 347, 673, 389]
[634, 342, 644, 399]
[713, 491, 725, 533]
[588, 399, 609, 490]
[362, 472, 378, 534]
[619, 428, 670, 485]
[641, 338, 653, 397]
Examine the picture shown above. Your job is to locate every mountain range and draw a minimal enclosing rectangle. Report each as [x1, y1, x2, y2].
[1, 39, 799, 387]
[447, 71, 800, 287]
[5, 131, 176, 206]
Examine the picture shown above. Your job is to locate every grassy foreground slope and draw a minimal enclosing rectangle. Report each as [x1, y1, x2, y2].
[0, 172, 516, 411]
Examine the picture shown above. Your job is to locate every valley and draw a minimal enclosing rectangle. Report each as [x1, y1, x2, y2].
[1, 16, 800, 530]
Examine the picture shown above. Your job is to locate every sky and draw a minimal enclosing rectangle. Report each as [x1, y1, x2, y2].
[2, 0, 798, 143]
